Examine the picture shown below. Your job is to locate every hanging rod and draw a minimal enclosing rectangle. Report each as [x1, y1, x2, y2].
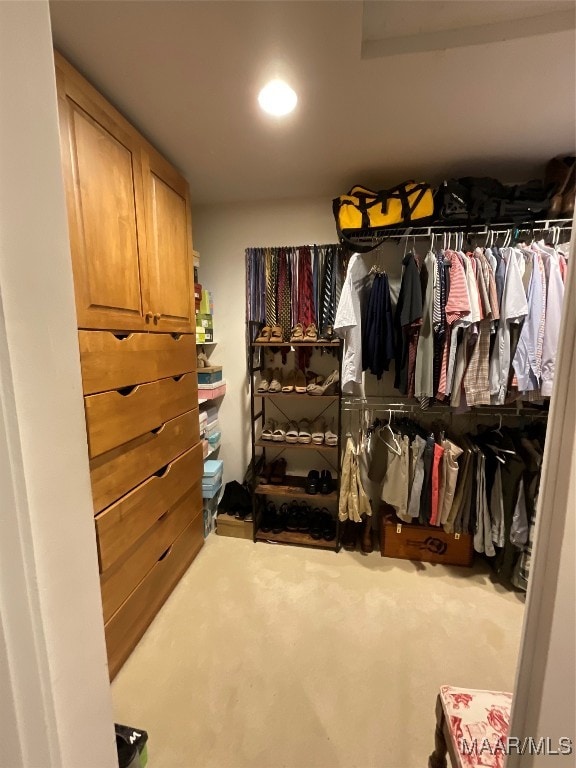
[341, 396, 549, 418]
[347, 218, 573, 241]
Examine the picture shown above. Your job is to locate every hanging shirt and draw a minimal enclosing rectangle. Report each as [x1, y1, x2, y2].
[414, 251, 436, 404]
[489, 248, 528, 405]
[512, 250, 546, 392]
[362, 273, 395, 379]
[437, 250, 471, 400]
[334, 254, 369, 395]
[540, 245, 565, 397]
[393, 253, 423, 395]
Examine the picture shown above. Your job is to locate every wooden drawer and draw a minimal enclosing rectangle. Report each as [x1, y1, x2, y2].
[100, 482, 202, 622]
[79, 330, 196, 394]
[90, 409, 200, 514]
[104, 515, 204, 680]
[84, 372, 198, 457]
[96, 441, 203, 572]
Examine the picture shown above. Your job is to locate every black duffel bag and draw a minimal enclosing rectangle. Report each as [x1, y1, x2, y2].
[436, 177, 554, 225]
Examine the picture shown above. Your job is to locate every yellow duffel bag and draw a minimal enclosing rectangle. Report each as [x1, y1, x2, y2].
[333, 181, 435, 248]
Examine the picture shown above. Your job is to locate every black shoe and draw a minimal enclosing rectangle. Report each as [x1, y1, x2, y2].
[286, 502, 301, 532]
[310, 508, 323, 539]
[305, 469, 319, 494]
[298, 502, 311, 533]
[319, 470, 333, 495]
[321, 509, 336, 541]
[260, 502, 275, 533]
[273, 503, 288, 534]
[341, 520, 361, 550]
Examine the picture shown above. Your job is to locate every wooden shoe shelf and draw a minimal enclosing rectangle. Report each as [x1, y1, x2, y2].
[248, 320, 343, 551]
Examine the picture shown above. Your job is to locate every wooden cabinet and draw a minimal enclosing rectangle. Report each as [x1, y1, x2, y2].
[55, 55, 148, 331]
[142, 146, 195, 333]
[55, 53, 193, 334]
[54, 52, 204, 680]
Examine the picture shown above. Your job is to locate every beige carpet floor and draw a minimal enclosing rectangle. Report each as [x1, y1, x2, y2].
[112, 534, 525, 768]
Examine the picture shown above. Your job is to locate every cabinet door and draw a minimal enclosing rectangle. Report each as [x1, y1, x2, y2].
[55, 58, 148, 331]
[142, 146, 194, 333]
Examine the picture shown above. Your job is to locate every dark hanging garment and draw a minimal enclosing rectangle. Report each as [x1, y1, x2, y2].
[394, 254, 423, 395]
[362, 273, 395, 379]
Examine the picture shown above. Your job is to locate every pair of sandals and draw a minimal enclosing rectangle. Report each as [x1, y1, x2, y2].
[261, 419, 312, 444]
[261, 418, 337, 446]
[255, 325, 284, 343]
[290, 322, 318, 342]
[307, 369, 340, 396]
[257, 368, 339, 396]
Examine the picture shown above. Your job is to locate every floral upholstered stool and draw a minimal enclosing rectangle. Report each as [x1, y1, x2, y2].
[428, 685, 513, 768]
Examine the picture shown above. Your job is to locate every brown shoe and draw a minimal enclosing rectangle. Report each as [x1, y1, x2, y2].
[290, 323, 304, 342]
[304, 322, 318, 341]
[255, 325, 272, 342]
[361, 516, 374, 554]
[270, 325, 284, 343]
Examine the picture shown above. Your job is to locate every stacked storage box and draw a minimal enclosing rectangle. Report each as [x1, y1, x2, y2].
[205, 402, 221, 455]
[203, 459, 223, 535]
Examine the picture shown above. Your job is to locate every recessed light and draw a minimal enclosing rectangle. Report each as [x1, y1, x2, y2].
[258, 79, 297, 117]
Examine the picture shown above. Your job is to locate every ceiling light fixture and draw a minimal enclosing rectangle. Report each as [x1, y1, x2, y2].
[258, 79, 297, 117]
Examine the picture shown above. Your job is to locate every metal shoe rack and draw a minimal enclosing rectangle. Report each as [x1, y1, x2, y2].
[247, 320, 343, 550]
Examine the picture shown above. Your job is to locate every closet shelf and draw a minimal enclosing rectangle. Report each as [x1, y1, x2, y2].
[252, 341, 341, 347]
[256, 439, 338, 452]
[254, 392, 339, 400]
[256, 475, 338, 501]
[255, 528, 338, 550]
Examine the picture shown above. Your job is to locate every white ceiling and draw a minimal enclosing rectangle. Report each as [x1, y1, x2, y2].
[49, 1, 576, 205]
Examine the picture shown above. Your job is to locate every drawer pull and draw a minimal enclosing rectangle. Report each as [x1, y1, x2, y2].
[150, 423, 167, 435]
[117, 385, 139, 397]
[154, 463, 170, 478]
[157, 544, 173, 562]
[112, 333, 131, 341]
[171, 333, 182, 341]
[172, 374, 184, 382]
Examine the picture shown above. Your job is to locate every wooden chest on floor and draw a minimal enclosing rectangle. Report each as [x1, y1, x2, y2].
[380, 513, 474, 567]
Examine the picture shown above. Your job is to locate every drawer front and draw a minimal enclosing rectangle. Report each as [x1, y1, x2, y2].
[100, 482, 202, 622]
[79, 330, 196, 394]
[96, 441, 203, 571]
[90, 409, 200, 514]
[104, 515, 204, 680]
[84, 373, 198, 458]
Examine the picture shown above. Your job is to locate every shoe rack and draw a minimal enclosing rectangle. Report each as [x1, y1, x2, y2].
[247, 321, 343, 551]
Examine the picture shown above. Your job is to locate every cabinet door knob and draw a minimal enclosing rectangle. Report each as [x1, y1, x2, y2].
[154, 313, 161, 321]
[145, 311, 153, 321]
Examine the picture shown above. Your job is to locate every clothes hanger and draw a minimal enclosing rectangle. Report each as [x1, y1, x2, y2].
[378, 409, 402, 456]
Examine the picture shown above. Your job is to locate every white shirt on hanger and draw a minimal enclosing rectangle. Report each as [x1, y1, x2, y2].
[539, 244, 565, 397]
[334, 253, 369, 395]
[489, 247, 528, 404]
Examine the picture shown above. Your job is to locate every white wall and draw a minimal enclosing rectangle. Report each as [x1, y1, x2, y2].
[0, 2, 116, 766]
[194, 197, 338, 484]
